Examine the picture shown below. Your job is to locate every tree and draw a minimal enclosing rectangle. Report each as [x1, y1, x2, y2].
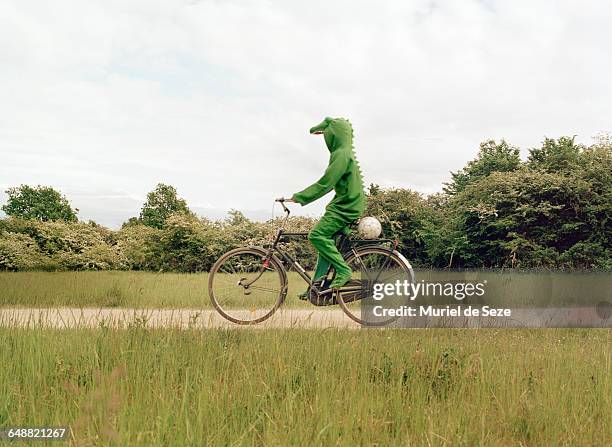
[444, 139, 521, 195]
[527, 136, 583, 173]
[449, 163, 611, 269]
[365, 188, 440, 267]
[367, 183, 381, 196]
[138, 183, 193, 229]
[226, 209, 248, 226]
[2, 185, 78, 222]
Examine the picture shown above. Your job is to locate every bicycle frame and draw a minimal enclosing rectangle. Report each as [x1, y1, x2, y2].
[265, 200, 399, 291]
[209, 200, 414, 326]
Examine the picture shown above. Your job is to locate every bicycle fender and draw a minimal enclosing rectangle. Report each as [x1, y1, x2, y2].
[393, 249, 415, 280]
[351, 245, 415, 283]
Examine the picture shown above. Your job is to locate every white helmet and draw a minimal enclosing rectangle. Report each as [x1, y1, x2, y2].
[357, 216, 382, 239]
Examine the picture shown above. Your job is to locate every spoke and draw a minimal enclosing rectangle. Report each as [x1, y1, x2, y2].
[220, 262, 236, 275]
[248, 285, 280, 294]
[229, 260, 239, 275]
[373, 254, 395, 284]
[350, 252, 406, 291]
[352, 253, 374, 281]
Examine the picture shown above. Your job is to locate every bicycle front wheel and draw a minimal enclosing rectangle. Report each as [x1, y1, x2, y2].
[208, 247, 287, 325]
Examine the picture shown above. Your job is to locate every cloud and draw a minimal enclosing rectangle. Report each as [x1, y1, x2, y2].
[1, 0, 610, 228]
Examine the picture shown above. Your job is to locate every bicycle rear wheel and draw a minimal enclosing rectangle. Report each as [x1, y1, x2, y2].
[338, 246, 414, 326]
[208, 247, 287, 325]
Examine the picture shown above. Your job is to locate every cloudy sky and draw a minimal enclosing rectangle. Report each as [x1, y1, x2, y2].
[1, 0, 610, 228]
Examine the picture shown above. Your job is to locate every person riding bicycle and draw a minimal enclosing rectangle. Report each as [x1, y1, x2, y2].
[284, 117, 366, 298]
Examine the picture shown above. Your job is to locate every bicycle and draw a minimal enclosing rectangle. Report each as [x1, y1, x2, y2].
[208, 199, 415, 326]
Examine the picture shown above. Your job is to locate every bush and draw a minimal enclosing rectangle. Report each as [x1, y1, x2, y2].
[365, 188, 445, 267]
[115, 224, 163, 271]
[0, 231, 46, 270]
[151, 213, 318, 273]
[0, 218, 123, 271]
[155, 214, 223, 272]
[0, 134, 609, 271]
[451, 167, 611, 268]
[249, 216, 318, 270]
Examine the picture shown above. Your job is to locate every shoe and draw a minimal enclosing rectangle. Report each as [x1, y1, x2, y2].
[329, 273, 353, 289]
[299, 277, 328, 301]
[308, 280, 337, 306]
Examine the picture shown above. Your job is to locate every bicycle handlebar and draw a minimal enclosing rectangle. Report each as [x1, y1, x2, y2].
[275, 198, 290, 215]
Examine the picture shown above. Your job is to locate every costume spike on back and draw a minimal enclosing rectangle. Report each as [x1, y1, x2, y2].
[343, 119, 366, 195]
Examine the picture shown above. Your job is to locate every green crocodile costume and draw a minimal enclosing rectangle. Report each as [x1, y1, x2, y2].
[292, 117, 366, 289]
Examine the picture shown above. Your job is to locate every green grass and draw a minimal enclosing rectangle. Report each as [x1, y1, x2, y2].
[0, 327, 609, 446]
[0, 271, 314, 308]
[2, 270, 608, 309]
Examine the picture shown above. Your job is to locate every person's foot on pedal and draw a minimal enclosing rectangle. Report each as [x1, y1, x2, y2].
[308, 279, 336, 306]
[299, 277, 327, 300]
[329, 272, 352, 289]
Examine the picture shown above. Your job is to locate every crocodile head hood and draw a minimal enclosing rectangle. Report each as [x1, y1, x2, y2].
[309, 117, 333, 135]
[309, 117, 353, 152]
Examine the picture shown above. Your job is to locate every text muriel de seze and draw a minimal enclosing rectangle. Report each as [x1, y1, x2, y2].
[370, 279, 512, 318]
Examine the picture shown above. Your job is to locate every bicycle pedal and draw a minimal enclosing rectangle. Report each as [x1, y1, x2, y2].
[317, 288, 334, 296]
[308, 291, 337, 306]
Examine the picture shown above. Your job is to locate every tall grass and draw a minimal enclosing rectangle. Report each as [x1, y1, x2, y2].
[1, 327, 609, 446]
[0, 271, 311, 308]
[2, 270, 607, 309]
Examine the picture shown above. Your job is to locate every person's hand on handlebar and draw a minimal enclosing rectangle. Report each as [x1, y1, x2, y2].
[276, 197, 296, 203]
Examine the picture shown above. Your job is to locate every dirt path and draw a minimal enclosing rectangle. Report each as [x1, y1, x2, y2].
[0, 308, 359, 329]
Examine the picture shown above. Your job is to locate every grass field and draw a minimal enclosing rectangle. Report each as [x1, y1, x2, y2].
[1, 270, 608, 309]
[1, 272, 609, 444]
[1, 327, 609, 446]
[0, 271, 312, 308]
